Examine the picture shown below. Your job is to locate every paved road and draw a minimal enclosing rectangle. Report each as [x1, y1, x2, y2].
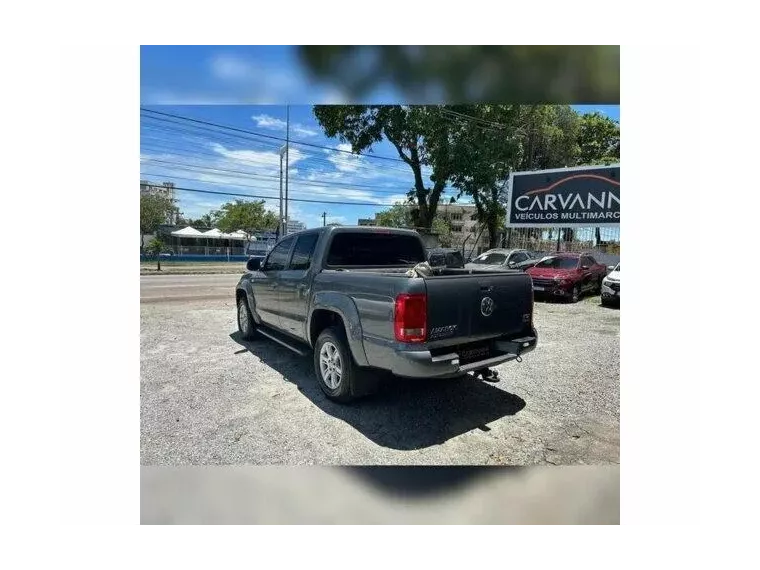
[140, 273, 242, 303]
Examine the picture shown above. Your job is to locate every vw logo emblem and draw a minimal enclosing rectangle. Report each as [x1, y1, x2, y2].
[480, 296, 494, 317]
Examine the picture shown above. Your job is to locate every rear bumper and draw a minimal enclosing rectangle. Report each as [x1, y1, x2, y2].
[389, 333, 538, 379]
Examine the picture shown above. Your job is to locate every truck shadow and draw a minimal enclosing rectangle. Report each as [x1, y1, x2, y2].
[230, 332, 526, 451]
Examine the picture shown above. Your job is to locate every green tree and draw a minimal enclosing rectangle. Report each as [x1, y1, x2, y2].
[446, 104, 523, 248]
[516, 105, 581, 171]
[374, 202, 453, 246]
[212, 200, 278, 238]
[198, 213, 217, 228]
[146, 237, 165, 271]
[313, 105, 455, 230]
[374, 203, 413, 228]
[431, 216, 453, 247]
[140, 193, 175, 252]
[577, 111, 620, 166]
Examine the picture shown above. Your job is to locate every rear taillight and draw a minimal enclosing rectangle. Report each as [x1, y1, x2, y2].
[394, 293, 427, 343]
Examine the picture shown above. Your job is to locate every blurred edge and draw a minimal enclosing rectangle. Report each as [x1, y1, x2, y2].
[141, 465, 619, 524]
[297, 45, 620, 104]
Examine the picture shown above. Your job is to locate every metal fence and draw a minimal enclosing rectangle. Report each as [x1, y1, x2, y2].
[503, 226, 621, 265]
[172, 246, 246, 256]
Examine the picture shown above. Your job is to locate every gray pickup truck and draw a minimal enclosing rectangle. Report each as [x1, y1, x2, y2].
[235, 226, 537, 402]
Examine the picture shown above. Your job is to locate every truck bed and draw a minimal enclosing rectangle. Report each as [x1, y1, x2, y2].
[314, 266, 533, 349]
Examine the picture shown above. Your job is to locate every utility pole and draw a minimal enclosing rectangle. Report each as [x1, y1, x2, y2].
[277, 145, 285, 237]
[322, 212, 327, 227]
[284, 105, 290, 235]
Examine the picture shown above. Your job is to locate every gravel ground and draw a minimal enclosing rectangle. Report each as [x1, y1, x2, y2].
[141, 294, 619, 466]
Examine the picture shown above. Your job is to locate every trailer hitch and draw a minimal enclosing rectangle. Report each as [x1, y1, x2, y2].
[474, 368, 500, 383]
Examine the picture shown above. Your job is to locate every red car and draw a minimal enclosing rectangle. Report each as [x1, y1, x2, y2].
[526, 252, 608, 303]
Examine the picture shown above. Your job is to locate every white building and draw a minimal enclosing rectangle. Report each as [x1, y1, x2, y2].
[140, 179, 176, 201]
[436, 202, 492, 255]
[357, 203, 492, 254]
[140, 180, 177, 224]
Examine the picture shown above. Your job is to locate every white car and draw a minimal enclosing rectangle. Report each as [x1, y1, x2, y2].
[601, 263, 620, 306]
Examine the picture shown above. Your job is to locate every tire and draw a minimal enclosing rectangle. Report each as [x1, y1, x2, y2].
[570, 284, 581, 303]
[237, 295, 257, 341]
[314, 326, 357, 403]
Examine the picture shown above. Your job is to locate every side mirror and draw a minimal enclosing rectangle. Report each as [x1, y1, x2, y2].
[507, 261, 516, 268]
[581, 265, 590, 270]
[246, 257, 262, 271]
[607, 265, 615, 271]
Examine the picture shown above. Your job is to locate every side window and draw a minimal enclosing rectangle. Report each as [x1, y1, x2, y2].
[586, 255, 597, 265]
[511, 252, 528, 263]
[290, 233, 319, 270]
[263, 237, 294, 271]
[581, 256, 593, 267]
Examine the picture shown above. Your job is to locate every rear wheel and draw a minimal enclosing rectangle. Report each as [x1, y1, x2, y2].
[314, 327, 357, 403]
[237, 296, 257, 340]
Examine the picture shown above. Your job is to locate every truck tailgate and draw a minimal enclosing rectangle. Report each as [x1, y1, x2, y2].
[424, 271, 533, 344]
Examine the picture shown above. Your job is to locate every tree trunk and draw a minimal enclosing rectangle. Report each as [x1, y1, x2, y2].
[141, 233, 145, 254]
[390, 140, 445, 231]
[488, 218, 499, 249]
[595, 227, 602, 246]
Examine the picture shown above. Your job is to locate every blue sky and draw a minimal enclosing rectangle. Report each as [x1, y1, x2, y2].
[140, 47, 620, 229]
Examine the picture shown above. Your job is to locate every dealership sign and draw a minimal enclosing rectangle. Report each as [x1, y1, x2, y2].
[506, 165, 620, 227]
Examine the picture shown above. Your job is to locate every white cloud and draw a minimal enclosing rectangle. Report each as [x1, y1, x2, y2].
[252, 114, 287, 130]
[141, 134, 426, 224]
[251, 114, 319, 138]
[327, 143, 363, 172]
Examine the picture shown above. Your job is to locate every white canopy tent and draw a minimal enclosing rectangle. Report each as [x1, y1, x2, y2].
[171, 226, 204, 237]
[201, 228, 253, 241]
[165, 226, 256, 257]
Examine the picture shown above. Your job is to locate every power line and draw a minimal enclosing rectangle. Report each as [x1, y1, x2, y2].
[159, 184, 402, 207]
[139, 157, 412, 194]
[139, 138, 415, 181]
[139, 121, 415, 175]
[140, 107, 408, 163]
[140, 172, 411, 202]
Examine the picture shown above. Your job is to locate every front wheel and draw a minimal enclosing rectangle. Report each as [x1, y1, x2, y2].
[314, 326, 357, 403]
[237, 296, 257, 340]
[570, 284, 581, 303]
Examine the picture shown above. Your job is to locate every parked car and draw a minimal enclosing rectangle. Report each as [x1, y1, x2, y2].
[601, 263, 620, 306]
[465, 248, 540, 272]
[525, 252, 608, 303]
[427, 247, 465, 269]
[235, 226, 538, 402]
